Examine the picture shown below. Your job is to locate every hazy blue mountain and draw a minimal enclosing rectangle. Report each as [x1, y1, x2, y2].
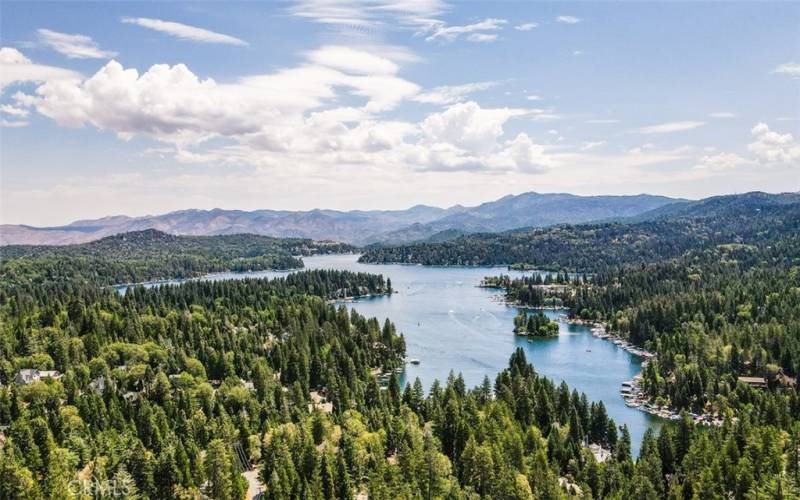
[1, 192, 680, 246]
[367, 193, 682, 244]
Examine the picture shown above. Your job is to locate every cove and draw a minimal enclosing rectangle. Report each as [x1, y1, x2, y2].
[118, 253, 663, 455]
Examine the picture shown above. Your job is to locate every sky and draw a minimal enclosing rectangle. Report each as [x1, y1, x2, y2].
[1, 1, 798, 227]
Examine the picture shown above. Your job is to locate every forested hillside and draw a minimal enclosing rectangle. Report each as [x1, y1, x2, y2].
[567, 238, 800, 412]
[0, 229, 354, 286]
[0, 193, 799, 499]
[3, 271, 797, 498]
[360, 193, 800, 271]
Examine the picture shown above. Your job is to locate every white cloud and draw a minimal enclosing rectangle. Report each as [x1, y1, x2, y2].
[121, 17, 248, 46]
[585, 118, 619, 124]
[420, 100, 528, 154]
[708, 112, 734, 118]
[466, 33, 498, 43]
[37, 29, 117, 59]
[288, 0, 448, 30]
[306, 45, 399, 74]
[17, 46, 421, 144]
[16, 49, 559, 175]
[424, 18, 507, 43]
[526, 95, 542, 101]
[636, 121, 705, 134]
[514, 22, 538, 31]
[0, 47, 81, 94]
[773, 62, 800, 77]
[572, 50, 584, 56]
[1, 119, 28, 128]
[413, 81, 498, 105]
[500, 133, 553, 172]
[747, 123, 800, 164]
[556, 16, 581, 24]
[694, 152, 750, 172]
[0, 103, 29, 117]
[580, 141, 605, 151]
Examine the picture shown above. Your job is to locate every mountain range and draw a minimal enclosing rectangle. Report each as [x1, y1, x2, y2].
[1, 192, 685, 246]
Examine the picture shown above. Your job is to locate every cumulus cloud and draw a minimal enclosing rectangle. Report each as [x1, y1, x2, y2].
[694, 152, 750, 172]
[16, 46, 421, 144]
[636, 121, 705, 134]
[0, 47, 81, 94]
[15, 48, 556, 175]
[501, 133, 554, 172]
[37, 29, 117, 59]
[747, 123, 800, 164]
[424, 18, 507, 43]
[420, 101, 528, 154]
[773, 62, 800, 77]
[556, 16, 581, 24]
[514, 22, 538, 31]
[413, 81, 498, 105]
[121, 17, 248, 46]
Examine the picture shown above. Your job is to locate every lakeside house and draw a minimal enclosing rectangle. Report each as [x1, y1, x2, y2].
[738, 373, 797, 390]
[737, 376, 768, 389]
[14, 369, 62, 385]
[308, 390, 333, 414]
[588, 443, 612, 463]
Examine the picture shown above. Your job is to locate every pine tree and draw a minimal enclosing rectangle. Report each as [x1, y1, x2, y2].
[335, 451, 353, 500]
[205, 439, 234, 500]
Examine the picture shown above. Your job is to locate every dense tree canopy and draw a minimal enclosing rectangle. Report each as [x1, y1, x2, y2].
[360, 200, 800, 272]
[1, 195, 799, 498]
[0, 229, 355, 286]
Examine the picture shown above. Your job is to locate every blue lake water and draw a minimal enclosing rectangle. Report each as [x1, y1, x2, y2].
[119, 253, 662, 455]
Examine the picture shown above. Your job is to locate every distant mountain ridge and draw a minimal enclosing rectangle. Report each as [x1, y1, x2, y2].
[0, 192, 683, 246]
[358, 191, 800, 269]
[371, 193, 682, 244]
[625, 191, 800, 222]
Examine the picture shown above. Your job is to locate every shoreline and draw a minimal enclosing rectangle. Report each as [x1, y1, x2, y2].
[111, 266, 304, 290]
[326, 290, 393, 304]
[493, 294, 696, 425]
[580, 321, 726, 427]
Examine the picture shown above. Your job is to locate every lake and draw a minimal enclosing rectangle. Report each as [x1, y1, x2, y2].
[119, 253, 663, 455]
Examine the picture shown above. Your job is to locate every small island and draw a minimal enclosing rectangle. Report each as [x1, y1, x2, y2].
[513, 310, 560, 337]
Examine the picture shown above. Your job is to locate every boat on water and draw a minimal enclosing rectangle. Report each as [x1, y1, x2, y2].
[407, 358, 421, 365]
